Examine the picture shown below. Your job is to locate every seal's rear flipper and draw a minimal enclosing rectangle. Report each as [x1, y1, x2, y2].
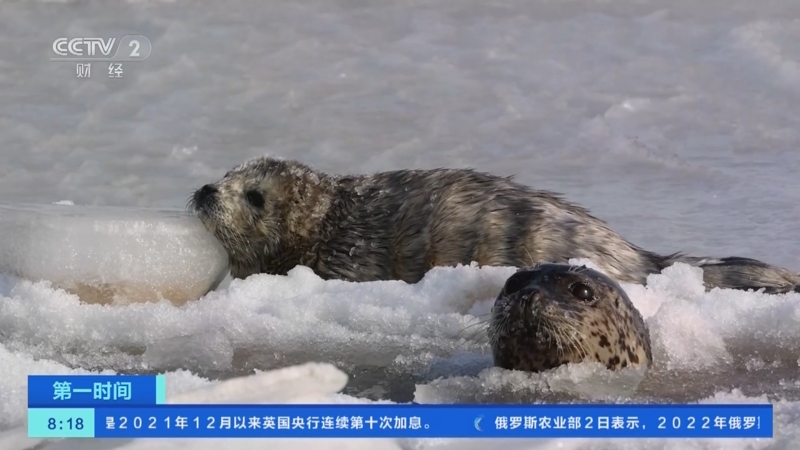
[666, 255, 800, 294]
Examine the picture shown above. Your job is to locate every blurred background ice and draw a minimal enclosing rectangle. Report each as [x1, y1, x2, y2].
[0, 0, 799, 448]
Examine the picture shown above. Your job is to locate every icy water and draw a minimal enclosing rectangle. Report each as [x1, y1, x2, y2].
[1, 0, 800, 449]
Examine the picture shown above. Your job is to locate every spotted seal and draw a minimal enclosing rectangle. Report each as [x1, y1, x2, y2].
[189, 156, 800, 294]
[488, 263, 652, 372]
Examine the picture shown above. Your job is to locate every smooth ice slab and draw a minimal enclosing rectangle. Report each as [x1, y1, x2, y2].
[0, 203, 229, 305]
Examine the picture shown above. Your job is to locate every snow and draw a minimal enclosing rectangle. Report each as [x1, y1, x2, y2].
[1, 0, 800, 448]
[1, 254, 799, 449]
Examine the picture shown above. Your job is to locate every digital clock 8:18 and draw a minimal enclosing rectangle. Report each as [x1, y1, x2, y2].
[27, 408, 95, 438]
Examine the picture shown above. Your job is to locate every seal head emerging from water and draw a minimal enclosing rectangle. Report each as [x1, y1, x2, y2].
[488, 263, 652, 372]
[189, 156, 800, 294]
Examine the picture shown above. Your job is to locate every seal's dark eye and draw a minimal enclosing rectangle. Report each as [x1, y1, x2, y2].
[503, 273, 529, 296]
[569, 282, 594, 301]
[245, 190, 265, 208]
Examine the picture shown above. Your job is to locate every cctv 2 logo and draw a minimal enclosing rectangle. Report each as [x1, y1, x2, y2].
[51, 35, 152, 62]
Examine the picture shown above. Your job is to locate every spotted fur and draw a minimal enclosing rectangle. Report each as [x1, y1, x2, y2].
[189, 156, 800, 294]
[488, 263, 652, 372]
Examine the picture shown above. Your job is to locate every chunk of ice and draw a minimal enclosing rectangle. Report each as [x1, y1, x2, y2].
[0, 203, 229, 305]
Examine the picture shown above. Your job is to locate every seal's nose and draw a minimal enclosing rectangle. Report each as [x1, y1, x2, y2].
[193, 184, 218, 210]
[520, 286, 539, 297]
[518, 287, 542, 325]
[518, 286, 542, 305]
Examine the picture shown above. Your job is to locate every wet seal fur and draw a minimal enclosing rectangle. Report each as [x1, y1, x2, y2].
[488, 263, 651, 372]
[190, 156, 800, 294]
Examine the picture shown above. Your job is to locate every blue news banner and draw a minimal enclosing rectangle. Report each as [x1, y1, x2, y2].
[28, 375, 773, 439]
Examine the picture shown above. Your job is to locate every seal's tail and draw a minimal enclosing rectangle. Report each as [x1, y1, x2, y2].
[663, 254, 800, 294]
